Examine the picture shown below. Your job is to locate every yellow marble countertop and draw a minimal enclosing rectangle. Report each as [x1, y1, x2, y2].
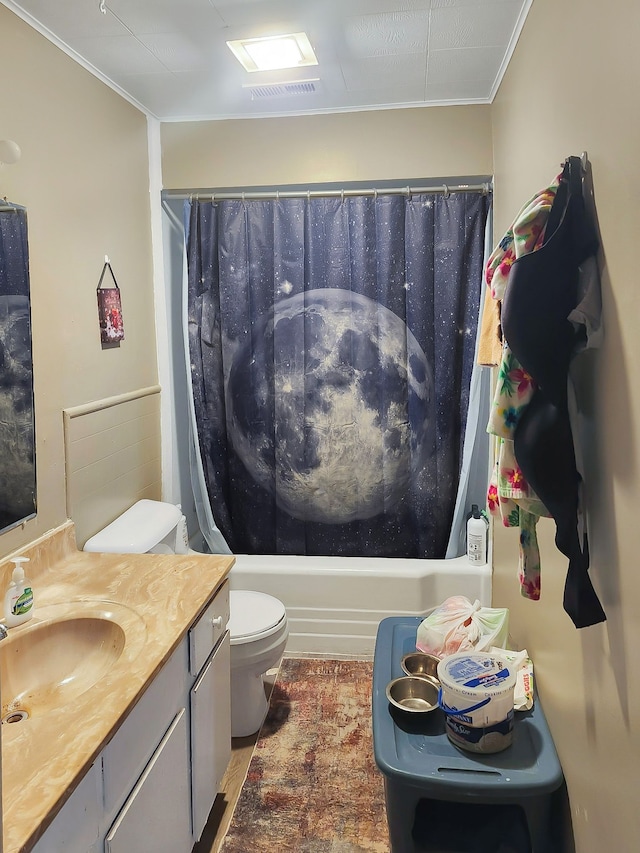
[0, 522, 234, 853]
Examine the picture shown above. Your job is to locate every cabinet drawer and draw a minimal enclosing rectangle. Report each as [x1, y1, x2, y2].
[102, 639, 188, 816]
[189, 580, 229, 675]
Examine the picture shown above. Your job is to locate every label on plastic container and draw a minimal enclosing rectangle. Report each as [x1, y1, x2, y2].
[439, 653, 515, 695]
[12, 587, 33, 615]
[444, 710, 514, 753]
[438, 653, 516, 748]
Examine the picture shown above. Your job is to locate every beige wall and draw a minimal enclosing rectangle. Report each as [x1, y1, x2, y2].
[491, 1, 640, 851]
[3, 1, 637, 848]
[160, 105, 493, 188]
[0, 6, 158, 559]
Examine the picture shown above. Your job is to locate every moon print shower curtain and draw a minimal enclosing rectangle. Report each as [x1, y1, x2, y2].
[185, 192, 488, 558]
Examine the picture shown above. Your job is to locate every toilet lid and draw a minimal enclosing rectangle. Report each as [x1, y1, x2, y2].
[229, 590, 286, 641]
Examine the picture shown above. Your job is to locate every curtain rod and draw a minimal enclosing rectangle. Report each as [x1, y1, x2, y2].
[168, 182, 492, 203]
[0, 199, 25, 212]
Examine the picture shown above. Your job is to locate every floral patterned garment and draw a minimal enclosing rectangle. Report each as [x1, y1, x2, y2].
[485, 176, 561, 300]
[487, 352, 549, 600]
[486, 175, 561, 600]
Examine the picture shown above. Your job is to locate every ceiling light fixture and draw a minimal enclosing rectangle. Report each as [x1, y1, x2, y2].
[227, 33, 318, 73]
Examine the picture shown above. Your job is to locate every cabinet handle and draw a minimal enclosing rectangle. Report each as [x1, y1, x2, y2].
[210, 616, 223, 629]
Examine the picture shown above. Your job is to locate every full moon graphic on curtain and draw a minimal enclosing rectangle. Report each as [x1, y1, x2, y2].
[227, 288, 433, 524]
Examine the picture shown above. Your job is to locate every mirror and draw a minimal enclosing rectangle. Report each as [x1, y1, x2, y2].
[0, 202, 36, 532]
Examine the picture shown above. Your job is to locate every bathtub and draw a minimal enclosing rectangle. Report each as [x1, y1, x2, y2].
[228, 553, 492, 657]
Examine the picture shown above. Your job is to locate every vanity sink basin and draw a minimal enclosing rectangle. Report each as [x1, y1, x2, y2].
[0, 602, 146, 722]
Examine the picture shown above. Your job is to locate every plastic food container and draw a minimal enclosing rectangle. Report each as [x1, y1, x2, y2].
[437, 652, 516, 753]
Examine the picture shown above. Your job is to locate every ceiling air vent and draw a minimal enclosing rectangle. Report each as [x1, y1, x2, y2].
[244, 79, 320, 100]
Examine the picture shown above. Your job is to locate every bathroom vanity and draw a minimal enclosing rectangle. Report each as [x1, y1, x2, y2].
[0, 522, 234, 853]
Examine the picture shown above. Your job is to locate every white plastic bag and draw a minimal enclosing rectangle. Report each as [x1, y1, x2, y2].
[416, 595, 509, 658]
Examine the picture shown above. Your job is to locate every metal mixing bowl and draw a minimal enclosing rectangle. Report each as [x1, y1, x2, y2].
[401, 652, 440, 683]
[385, 675, 439, 714]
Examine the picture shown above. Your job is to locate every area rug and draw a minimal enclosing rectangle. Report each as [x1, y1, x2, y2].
[221, 658, 390, 853]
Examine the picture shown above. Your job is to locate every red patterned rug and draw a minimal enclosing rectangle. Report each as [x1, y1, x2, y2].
[221, 658, 390, 853]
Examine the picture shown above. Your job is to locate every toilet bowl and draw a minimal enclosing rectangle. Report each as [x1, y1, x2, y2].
[228, 589, 289, 737]
[83, 500, 289, 741]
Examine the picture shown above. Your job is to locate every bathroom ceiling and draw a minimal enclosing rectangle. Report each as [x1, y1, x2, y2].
[5, 0, 532, 121]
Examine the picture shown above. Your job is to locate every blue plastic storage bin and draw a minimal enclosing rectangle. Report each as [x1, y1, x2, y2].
[372, 617, 565, 853]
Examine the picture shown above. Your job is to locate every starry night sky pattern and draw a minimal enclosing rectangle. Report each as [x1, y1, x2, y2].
[0, 208, 36, 531]
[186, 192, 488, 558]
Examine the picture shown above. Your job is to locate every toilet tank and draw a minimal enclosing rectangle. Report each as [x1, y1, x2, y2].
[83, 499, 187, 554]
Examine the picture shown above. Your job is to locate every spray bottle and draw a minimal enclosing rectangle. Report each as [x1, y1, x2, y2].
[466, 505, 487, 566]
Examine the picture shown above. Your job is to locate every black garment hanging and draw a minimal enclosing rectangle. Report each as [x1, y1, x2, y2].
[501, 157, 606, 628]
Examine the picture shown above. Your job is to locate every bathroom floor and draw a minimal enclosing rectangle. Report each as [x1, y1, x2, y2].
[193, 654, 380, 853]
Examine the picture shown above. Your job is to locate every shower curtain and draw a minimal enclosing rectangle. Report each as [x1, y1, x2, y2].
[185, 192, 488, 557]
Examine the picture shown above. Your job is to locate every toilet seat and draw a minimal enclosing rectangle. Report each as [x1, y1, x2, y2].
[229, 590, 287, 646]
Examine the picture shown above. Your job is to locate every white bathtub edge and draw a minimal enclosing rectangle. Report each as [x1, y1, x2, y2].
[229, 553, 492, 657]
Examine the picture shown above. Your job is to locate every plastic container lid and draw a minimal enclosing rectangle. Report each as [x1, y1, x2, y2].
[229, 590, 286, 642]
[83, 499, 182, 553]
[437, 652, 516, 699]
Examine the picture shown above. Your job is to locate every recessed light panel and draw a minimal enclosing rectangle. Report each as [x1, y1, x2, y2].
[227, 32, 318, 73]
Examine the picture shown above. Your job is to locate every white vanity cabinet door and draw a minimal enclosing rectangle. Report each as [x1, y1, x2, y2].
[190, 630, 231, 841]
[31, 761, 102, 853]
[102, 639, 188, 815]
[105, 708, 192, 853]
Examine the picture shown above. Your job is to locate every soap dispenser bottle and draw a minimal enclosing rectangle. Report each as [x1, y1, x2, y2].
[4, 557, 34, 627]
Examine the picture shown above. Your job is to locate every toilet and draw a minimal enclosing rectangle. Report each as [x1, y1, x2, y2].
[84, 499, 289, 738]
[228, 589, 288, 737]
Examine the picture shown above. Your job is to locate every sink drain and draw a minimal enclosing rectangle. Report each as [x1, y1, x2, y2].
[2, 709, 29, 724]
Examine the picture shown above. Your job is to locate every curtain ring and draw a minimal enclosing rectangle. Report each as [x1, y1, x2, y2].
[242, 192, 245, 202]
[307, 190, 311, 201]
[442, 184, 450, 199]
[341, 189, 344, 203]
[373, 189, 378, 200]
[276, 190, 280, 201]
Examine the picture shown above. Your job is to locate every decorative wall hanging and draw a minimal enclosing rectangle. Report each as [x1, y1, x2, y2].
[96, 256, 125, 344]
